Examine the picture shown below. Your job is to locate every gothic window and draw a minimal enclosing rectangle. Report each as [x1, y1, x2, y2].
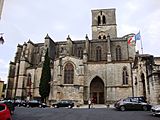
[102, 15, 106, 24]
[64, 63, 74, 84]
[77, 47, 83, 59]
[98, 16, 101, 25]
[135, 76, 137, 85]
[116, 45, 121, 61]
[122, 67, 128, 85]
[60, 47, 64, 53]
[27, 73, 31, 86]
[98, 36, 101, 39]
[103, 35, 106, 39]
[96, 46, 102, 61]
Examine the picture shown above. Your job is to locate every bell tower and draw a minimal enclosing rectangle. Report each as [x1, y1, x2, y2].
[91, 9, 117, 39]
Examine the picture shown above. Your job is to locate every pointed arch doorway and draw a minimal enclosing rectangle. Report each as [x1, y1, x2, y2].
[90, 76, 104, 104]
[141, 73, 146, 98]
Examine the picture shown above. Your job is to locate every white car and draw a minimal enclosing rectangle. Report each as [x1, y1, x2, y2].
[151, 105, 160, 116]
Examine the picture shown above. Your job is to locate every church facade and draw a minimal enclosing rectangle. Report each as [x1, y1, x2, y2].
[6, 9, 136, 104]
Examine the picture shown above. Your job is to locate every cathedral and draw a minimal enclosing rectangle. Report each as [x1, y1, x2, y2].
[6, 8, 137, 105]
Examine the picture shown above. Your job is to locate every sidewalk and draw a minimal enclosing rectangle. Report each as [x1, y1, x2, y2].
[75, 104, 114, 109]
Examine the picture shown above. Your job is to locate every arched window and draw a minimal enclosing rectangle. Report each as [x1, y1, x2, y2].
[96, 46, 102, 61]
[64, 63, 74, 84]
[77, 47, 83, 59]
[103, 35, 106, 39]
[116, 45, 121, 61]
[98, 36, 101, 39]
[60, 47, 64, 53]
[98, 16, 101, 25]
[122, 67, 128, 85]
[27, 73, 31, 86]
[102, 15, 106, 24]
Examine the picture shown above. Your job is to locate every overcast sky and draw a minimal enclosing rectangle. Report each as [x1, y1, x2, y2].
[0, 0, 160, 83]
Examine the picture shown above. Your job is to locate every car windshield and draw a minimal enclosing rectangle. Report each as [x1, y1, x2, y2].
[60, 100, 72, 103]
[123, 98, 131, 102]
[30, 100, 39, 103]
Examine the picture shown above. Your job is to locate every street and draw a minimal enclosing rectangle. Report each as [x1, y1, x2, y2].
[12, 106, 159, 120]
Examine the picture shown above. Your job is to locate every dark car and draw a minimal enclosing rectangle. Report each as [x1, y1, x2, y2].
[0, 100, 15, 114]
[52, 100, 74, 108]
[114, 97, 151, 111]
[26, 100, 47, 108]
[0, 103, 12, 120]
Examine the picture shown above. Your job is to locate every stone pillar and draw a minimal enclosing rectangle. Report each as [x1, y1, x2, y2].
[85, 34, 89, 54]
[83, 50, 88, 63]
[152, 74, 160, 104]
[16, 58, 28, 98]
[107, 34, 111, 62]
[66, 35, 73, 56]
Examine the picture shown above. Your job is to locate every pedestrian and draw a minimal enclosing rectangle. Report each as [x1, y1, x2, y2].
[91, 97, 95, 108]
[88, 98, 91, 109]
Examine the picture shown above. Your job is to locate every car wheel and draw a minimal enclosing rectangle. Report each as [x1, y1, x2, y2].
[39, 105, 42, 108]
[120, 106, 125, 111]
[27, 104, 30, 108]
[68, 105, 72, 108]
[142, 106, 148, 111]
[54, 105, 58, 108]
[152, 113, 156, 116]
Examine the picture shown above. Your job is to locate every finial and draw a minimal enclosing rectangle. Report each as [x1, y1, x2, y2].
[45, 33, 50, 39]
[0, 36, 4, 44]
[23, 42, 27, 45]
[67, 35, 71, 40]
[85, 34, 89, 40]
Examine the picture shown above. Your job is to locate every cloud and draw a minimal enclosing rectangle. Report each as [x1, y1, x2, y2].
[0, 58, 9, 83]
[118, 24, 138, 37]
[0, 58, 9, 69]
[1, 0, 160, 83]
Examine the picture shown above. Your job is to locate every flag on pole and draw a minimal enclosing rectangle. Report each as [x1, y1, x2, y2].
[135, 31, 141, 41]
[128, 31, 141, 46]
[128, 36, 135, 46]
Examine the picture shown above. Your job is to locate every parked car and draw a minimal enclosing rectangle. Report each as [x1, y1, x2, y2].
[20, 100, 28, 107]
[0, 100, 15, 114]
[0, 103, 12, 120]
[26, 100, 47, 108]
[114, 97, 151, 111]
[52, 100, 74, 108]
[14, 99, 26, 107]
[151, 105, 160, 116]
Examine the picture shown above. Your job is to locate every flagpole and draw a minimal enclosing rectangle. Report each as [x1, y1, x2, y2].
[140, 35, 143, 54]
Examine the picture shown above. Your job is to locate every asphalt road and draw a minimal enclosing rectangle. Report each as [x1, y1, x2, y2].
[12, 107, 159, 120]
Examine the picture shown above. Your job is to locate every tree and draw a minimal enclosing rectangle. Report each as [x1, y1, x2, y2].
[39, 49, 51, 103]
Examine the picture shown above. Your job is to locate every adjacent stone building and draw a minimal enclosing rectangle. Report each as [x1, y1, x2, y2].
[0, 0, 4, 19]
[0, 80, 4, 100]
[133, 54, 160, 104]
[6, 8, 136, 104]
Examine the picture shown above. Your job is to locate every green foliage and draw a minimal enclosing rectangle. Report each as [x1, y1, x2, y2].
[39, 49, 51, 102]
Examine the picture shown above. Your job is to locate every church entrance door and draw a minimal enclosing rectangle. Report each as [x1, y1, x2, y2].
[90, 76, 104, 104]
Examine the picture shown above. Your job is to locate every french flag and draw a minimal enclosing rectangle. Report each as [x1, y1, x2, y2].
[128, 36, 135, 46]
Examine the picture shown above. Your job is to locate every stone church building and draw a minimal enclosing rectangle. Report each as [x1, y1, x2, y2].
[6, 8, 137, 104]
[133, 54, 160, 104]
